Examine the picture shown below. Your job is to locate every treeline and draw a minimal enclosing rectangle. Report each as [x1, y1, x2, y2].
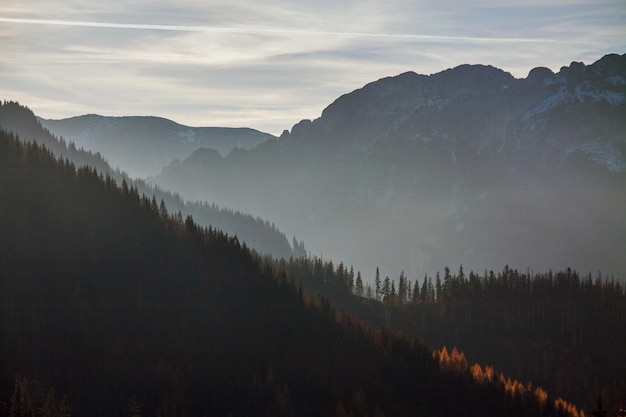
[0, 129, 582, 417]
[0, 100, 294, 259]
[272, 254, 626, 412]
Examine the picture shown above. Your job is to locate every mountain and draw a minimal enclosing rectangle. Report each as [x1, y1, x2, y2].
[39, 114, 275, 178]
[0, 130, 581, 417]
[151, 53, 626, 281]
[0, 101, 293, 259]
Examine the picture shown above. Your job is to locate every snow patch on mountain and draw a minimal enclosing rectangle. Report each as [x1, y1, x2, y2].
[522, 85, 624, 130]
[574, 85, 625, 105]
[522, 92, 568, 125]
[606, 76, 626, 86]
[565, 142, 626, 172]
[527, 92, 567, 118]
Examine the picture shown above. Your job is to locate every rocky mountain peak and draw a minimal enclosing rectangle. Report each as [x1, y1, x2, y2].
[526, 67, 555, 86]
[277, 54, 625, 174]
[430, 63, 515, 94]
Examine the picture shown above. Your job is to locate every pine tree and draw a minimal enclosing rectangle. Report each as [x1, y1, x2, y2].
[435, 272, 442, 301]
[407, 279, 412, 304]
[427, 276, 435, 301]
[383, 277, 391, 303]
[398, 271, 406, 305]
[412, 278, 421, 303]
[355, 272, 364, 297]
[348, 265, 355, 292]
[420, 275, 429, 302]
[159, 199, 168, 219]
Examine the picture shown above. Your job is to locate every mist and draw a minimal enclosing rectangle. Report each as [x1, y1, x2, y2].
[149, 56, 626, 285]
[34, 54, 626, 287]
[150, 134, 626, 286]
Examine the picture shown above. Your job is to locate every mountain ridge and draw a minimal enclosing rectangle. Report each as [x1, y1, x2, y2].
[39, 113, 276, 178]
[152, 53, 626, 281]
[278, 53, 625, 169]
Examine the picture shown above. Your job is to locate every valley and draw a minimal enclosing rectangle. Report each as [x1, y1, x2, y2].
[1, 53, 625, 416]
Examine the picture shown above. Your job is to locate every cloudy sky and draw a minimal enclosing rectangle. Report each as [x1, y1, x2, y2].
[1, 0, 624, 135]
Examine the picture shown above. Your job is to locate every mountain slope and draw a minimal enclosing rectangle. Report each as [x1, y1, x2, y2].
[0, 130, 580, 417]
[0, 101, 293, 259]
[152, 53, 626, 281]
[39, 114, 275, 178]
[276, 255, 626, 412]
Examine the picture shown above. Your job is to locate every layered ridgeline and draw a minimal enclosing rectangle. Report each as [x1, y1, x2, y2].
[152, 53, 626, 281]
[0, 130, 583, 417]
[39, 114, 274, 178]
[0, 101, 294, 259]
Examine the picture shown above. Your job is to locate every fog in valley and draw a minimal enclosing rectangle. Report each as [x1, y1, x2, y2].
[150, 135, 625, 285]
[38, 55, 626, 286]
[146, 57, 626, 284]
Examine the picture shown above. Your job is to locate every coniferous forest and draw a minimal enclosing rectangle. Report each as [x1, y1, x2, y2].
[0, 128, 592, 416]
[0, 101, 295, 260]
[274, 257, 626, 412]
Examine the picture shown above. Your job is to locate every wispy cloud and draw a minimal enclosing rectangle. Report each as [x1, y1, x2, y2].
[0, 16, 576, 44]
[1, 0, 624, 135]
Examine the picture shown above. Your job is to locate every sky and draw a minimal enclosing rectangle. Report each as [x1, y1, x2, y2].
[1, 0, 625, 135]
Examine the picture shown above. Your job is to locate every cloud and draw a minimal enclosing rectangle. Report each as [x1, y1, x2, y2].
[0, 16, 580, 44]
[1, 0, 624, 135]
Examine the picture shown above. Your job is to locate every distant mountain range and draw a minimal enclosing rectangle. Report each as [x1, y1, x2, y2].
[39, 114, 275, 178]
[0, 101, 293, 259]
[151, 53, 626, 280]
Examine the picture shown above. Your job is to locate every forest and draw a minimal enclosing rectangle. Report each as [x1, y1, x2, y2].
[270, 256, 626, 412]
[0, 128, 591, 416]
[0, 101, 294, 260]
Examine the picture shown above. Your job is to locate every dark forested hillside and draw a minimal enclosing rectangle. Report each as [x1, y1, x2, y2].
[399, 266, 626, 412]
[0, 100, 293, 259]
[273, 255, 626, 413]
[0, 100, 112, 173]
[0, 130, 581, 417]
